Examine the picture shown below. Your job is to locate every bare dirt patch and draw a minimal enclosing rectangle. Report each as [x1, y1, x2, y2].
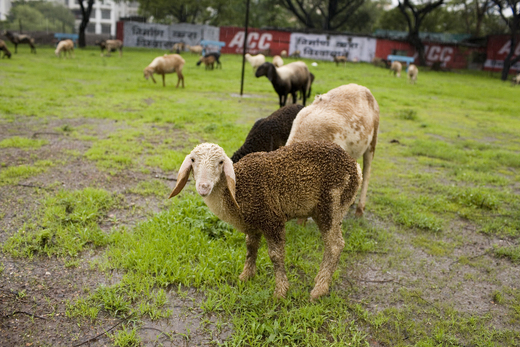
[0, 115, 225, 346]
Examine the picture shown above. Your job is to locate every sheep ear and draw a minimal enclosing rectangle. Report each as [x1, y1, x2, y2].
[168, 155, 192, 199]
[223, 158, 239, 209]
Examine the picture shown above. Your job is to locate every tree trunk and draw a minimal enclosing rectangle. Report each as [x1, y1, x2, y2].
[78, 0, 95, 48]
[501, 36, 520, 81]
[409, 31, 426, 66]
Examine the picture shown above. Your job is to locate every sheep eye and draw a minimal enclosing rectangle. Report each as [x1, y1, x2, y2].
[219, 160, 223, 165]
[191, 158, 194, 162]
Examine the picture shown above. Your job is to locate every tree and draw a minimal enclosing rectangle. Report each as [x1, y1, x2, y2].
[137, 0, 205, 24]
[279, 0, 366, 30]
[78, 0, 94, 48]
[397, 0, 445, 66]
[451, 0, 493, 36]
[491, 0, 520, 80]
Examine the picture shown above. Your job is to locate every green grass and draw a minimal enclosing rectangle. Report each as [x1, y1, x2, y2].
[1, 46, 520, 346]
[4, 187, 118, 258]
[0, 136, 47, 149]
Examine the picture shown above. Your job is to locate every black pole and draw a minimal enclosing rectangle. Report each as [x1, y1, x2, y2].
[240, 0, 251, 96]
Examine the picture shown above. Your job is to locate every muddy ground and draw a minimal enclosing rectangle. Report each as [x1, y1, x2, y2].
[1, 115, 518, 346]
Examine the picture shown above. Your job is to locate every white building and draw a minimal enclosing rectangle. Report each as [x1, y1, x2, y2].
[0, 0, 139, 36]
[67, 0, 140, 36]
[0, 0, 11, 21]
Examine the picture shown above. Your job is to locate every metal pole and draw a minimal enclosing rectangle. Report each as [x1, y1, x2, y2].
[240, 0, 250, 96]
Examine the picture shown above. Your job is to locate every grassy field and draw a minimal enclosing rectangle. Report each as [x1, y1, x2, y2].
[1, 46, 519, 346]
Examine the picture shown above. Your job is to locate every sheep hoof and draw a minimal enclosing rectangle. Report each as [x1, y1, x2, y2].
[355, 206, 364, 217]
[273, 283, 289, 299]
[310, 285, 329, 301]
[239, 269, 255, 281]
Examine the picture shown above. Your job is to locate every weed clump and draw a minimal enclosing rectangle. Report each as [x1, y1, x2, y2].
[4, 187, 117, 257]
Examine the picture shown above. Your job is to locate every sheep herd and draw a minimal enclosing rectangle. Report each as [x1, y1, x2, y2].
[169, 82, 380, 300]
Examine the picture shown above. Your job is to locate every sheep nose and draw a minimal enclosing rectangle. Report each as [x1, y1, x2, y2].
[200, 183, 210, 190]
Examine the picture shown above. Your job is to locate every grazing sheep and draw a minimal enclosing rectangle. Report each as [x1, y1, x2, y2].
[286, 84, 379, 217]
[245, 53, 266, 71]
[332, 54, 347, 66]
[512, 73, 520, 86]
[144, 54, 185, 88]
[171, 42, 185, 53]
[55, 39, 74, 58]
[3, 30, 36, 54]
[198, 54, 216, 70]
[187, 45, 203, 54]
[168, 141, 362, 300]
[280, 50, 287, 58]
[390, 61, 402, 77]
[196, 52, 222, 69]
[231, 104, 304, 163]
[0, 39, 12, 59]
[272, 55, 284, 68]
[299, 72, 315, 100]
[98, 39, 123, 57]
[255, 61, 311, 107]
[408, 64, 418, 84]
[291, 50, 301, 58]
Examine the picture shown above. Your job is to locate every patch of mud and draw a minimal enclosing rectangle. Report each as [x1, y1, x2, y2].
[340, 213, 520, 337]
[0, 115, 223, 346]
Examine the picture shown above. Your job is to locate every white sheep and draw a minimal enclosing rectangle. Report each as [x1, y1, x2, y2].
[245, 53, 266, 71]
[169, 141, 362, 300]
[390, 61, 402, 77]
[512, 73, 520, 86]
[55, 39, 74, 58]
[187, 45, 203, 54]
[255, 61, 311, 107]
[408, 64, 418, 84]
[286, 84, 380, 217]
[144, 54, 185, 88]
[272, 55, 284, 68]
[280, 50, 287, 58]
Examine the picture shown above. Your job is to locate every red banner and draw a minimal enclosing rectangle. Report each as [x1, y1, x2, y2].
[483, 34, 520, 72]
[219, 27, 290, 56]
[375, 39, 480, 69]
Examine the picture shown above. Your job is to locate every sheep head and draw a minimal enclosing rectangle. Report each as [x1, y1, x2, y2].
[143, 67, 154, 80]
[168, 143, 239, 209]
[255, 62, 275, 81]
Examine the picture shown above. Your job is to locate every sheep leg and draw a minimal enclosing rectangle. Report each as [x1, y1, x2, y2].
[162, 74, 166, 87]
[291, 92, 297, 105]
[239, 232, 262, 281]
[265, 233, 289, 298]
[311, 220, 345, 301]
[355, 148, 373, 217]
[150, 75, 157, 84]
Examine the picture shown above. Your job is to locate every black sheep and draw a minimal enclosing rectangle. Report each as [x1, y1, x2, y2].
[196, 52, 222, 69]
[255, 62, 310, 107]
[231, 104, 304, 163]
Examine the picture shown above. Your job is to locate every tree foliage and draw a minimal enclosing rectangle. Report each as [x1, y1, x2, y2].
[6, 2, 75, 33]
[397, 0, 445, 65]
[491, 0, 520, 80]
[278, 0, 366, 30]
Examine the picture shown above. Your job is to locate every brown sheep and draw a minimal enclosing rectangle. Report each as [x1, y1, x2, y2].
[144, 54, 185, 88]
[0, 39, 12, 59]
[169, 141, 362, 300]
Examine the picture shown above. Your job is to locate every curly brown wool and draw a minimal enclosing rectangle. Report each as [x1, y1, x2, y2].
[169, 141, 362, 301]
[231, 104, 304, 163]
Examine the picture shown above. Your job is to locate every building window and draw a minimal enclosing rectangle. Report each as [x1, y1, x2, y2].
[86, 23, 96, 33]
[101, 10, 111, 20]
[90, 9, 96, 19]
[65, 0, 69, 6]
[101, 24, 111, 34]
